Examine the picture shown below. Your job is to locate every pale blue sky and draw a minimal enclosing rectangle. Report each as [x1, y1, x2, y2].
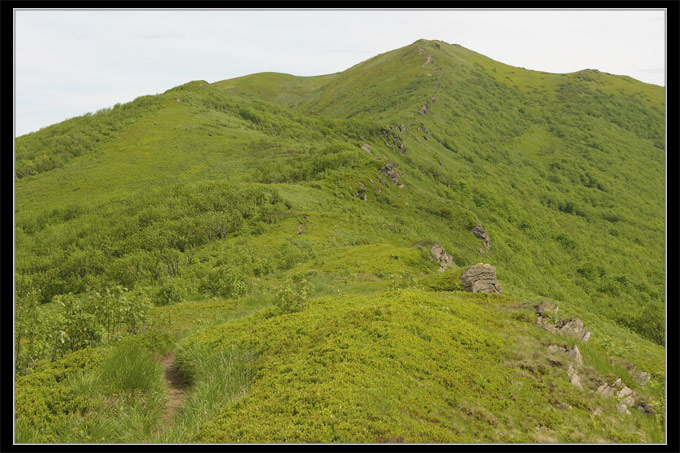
[14, 9, 666, 137]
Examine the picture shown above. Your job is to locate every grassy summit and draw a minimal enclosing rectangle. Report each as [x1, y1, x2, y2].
[15, 40, 665, 443]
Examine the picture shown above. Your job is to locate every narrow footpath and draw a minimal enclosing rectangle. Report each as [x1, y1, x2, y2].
[159, 351, 187, 426]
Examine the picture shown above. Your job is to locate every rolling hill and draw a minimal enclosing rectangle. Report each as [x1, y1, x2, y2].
[14, 39, 666, 444]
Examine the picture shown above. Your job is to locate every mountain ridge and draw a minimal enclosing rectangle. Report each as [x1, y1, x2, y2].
[14, 39, 665, 443]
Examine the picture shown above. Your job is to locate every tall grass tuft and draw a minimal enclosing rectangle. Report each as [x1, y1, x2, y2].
[98, 341, 164, 395]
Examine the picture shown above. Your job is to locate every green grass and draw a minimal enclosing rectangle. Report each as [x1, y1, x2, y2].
[14, 39, 664, 443]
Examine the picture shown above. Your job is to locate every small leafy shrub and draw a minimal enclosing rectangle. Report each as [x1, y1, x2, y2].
[202, 266, 248, 298]
[153, 279, 186, 306]
[274, 277, 312, 313]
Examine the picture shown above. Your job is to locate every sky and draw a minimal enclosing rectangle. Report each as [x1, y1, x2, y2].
[14, 9, 666, 137]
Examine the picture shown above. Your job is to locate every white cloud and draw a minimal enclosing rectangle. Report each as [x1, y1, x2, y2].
[14, 9, 666, 136]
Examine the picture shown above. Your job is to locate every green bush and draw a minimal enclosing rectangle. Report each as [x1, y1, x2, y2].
[153, 279, 186, 306]
[274, 278, 313, 313]
[202, 266, 248, 298]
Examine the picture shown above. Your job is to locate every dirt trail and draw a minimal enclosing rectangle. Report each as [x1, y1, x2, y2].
[422, 55, 432, 67]
[159, 351, 187, 425]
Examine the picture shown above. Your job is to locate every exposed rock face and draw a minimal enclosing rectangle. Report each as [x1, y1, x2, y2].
[459, 263, 502, 294]
[361, 143, 372, 153]
[430, 243, 454, 272]
[471, 221, 491, 252]
[379, 161, 400, 186]
[555, 318, 592, 342]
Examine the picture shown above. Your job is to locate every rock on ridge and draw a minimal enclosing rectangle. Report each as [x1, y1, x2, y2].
[459, 263, 502, 294]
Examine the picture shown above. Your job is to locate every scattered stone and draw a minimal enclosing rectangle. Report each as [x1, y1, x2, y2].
[357, 181, 365, 189]
[596, 384, 616, 398]
[368, 178, 375, 184]
[636, 400, 655, 415]
[361, 143, 373, 153]
[379, 161, 400, 186]
[176, 98, 181, 102]
[398, 184, 405, 189]
[617, 403, 631, 415]
[354, 189, 367, 201]
[459, 263, 502, 294]
[555, 318, 592, 342]
[535, 301, 558, 316]
[617, 386, 633, 399]
[592, 407, 602, 416]
[630, 367, 651, 386]
[430, 243, 454, 272]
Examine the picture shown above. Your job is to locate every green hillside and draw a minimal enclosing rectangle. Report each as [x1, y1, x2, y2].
[14, 39, 665, 444]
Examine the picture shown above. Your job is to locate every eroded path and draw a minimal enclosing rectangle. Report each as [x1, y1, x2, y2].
[159, 351, 187, 426]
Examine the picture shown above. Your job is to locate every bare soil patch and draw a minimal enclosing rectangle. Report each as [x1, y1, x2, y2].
[159, 351, 187, 425]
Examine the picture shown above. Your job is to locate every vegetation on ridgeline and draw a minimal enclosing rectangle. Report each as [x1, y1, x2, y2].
[15, 40, 665, 443]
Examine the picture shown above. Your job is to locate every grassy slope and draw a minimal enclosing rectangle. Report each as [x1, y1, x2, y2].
[14, 40, 665, 443]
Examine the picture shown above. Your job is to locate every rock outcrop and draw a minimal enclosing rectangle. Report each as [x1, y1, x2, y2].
[555, 318, 592, 343]
[459, 263, 502, 294]
[595, 377, 654, 415]
[567, 364, 582, 388]
[471, 221, 491, 252]
[534, 304, 591, 343]
[547, 343, 584, 388]
[430, 243, 454, 272]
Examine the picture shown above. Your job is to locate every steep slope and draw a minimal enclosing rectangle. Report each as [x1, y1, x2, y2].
[14, 40, 665, 444]
[213, 39, 665, 344]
